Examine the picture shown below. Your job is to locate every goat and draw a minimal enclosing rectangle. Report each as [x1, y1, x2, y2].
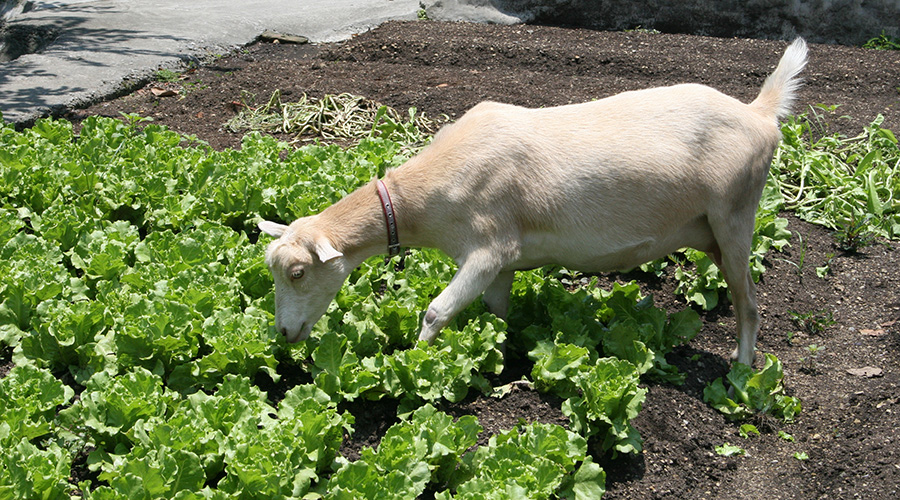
[259, 38, 808, 366]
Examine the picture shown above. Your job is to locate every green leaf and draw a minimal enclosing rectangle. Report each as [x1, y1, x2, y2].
[701, 378, 750, 420]
[218, 394, 348, 498]
[188, 376, 271, 436]
[600, 324, 653, 376]
[114, 297, 200, 377]
[715, 443, 745, 457]
[312, 331, 347, 377]
[569, 456, 606, 500]
[104, 447, 206, 499]
[739, 424, 760, 438]
[663, 309, 702, 347]
[329, 460, 430, 500]
[774, 113, 900, 240]
[328, 405, 475, 498]
[169, 307, 279, 392]
[1, 233, 71, 338]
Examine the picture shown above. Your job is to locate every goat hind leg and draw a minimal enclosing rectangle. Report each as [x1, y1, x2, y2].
[482, 271, 515, 319]
[710, 220, 760, 366]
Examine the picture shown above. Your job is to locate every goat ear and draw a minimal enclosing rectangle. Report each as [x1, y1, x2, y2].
[315, 238, 343, 263]
[258, 221, 289, 238]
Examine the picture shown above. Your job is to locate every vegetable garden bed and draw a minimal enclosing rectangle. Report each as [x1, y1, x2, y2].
[3, 20, 900, 499]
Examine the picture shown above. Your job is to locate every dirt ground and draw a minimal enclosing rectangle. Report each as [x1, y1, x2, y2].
[67, 20, 900, 499]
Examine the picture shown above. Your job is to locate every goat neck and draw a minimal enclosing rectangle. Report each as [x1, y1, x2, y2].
[315, 174, 425, 265]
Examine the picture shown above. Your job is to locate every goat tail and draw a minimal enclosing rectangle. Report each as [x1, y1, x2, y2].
[751, 38, 808, 121]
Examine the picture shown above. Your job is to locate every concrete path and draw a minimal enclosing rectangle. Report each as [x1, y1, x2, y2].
[0, 0, 422, 124]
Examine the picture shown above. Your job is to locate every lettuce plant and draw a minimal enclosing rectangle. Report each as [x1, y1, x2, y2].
[0, 364, 73, 442]
[328, 405, 480, 498]
[440, 422, 606, 500]
[0, 107, 851, 499]
[704, 353, 802, 422]
[0, 435, 73, 500]
[562, 358, 647, 455]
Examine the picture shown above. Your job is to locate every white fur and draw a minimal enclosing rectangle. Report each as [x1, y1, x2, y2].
[260, 39, 808, 366]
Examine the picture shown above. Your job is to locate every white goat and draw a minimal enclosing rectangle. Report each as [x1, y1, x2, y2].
[260, 38, 808, 366]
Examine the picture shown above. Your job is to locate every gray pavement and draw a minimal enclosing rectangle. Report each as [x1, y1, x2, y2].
[0, 0, 422, 124]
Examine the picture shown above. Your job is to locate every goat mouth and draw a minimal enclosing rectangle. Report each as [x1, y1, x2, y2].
[285, 322, 311, 343]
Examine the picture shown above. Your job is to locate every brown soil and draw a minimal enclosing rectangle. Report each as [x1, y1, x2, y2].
[68, 20, 900, 499]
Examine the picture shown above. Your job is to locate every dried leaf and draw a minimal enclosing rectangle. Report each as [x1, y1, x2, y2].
[846, 367, 883, 378]
[151, 87, 178, 97]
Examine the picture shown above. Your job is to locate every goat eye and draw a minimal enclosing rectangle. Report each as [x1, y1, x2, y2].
[290, 268, 304, 280]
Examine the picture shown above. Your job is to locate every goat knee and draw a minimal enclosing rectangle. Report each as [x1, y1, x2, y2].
[419, 307, 445, 344]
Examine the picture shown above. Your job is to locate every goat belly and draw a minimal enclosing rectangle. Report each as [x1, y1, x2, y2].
[514, 230, 660, 272]
[513, 210, 716, 272]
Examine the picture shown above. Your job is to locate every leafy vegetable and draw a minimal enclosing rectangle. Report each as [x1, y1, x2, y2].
[216, 388, 349, 499]
[70, 222, 139, 282]
[310, 313, 506, 404]
[0, 435, 73, 500]
[0, 232, 75, 346]
[561, 357, 647, 455]
[58, 368, 178, 453]
[4, 102, 876, 498]
[528, 347, 649, 456]
[703, 353, 802, 422]
[440, 422, 605, 500]
[514, 277, 699, 384]
[167, 307, 280, 392]
[602, 286, 701, 384]
[0, 364, 73, 442]
[95, 446, 206, 500]
[529, 341, 592, 398]
[16, 299, 113, 382]
[328, 405, 479, 498]
[75, 379, 350, 500]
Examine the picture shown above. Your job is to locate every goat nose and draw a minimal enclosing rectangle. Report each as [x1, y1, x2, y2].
[280, 326, 288, 336]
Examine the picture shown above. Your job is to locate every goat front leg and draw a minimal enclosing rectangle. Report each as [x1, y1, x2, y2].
[419, 251, 503, 344]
